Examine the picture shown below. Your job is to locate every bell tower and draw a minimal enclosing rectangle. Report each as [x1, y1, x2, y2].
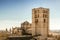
[32, 7, 49, 37]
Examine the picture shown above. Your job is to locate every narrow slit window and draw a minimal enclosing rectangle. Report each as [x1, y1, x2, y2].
[44, 19, 46, 23]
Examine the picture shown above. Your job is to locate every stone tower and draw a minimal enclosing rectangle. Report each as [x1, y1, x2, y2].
[32, 7, 49, 38]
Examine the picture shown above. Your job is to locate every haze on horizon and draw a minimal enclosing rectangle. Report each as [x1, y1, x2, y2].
[0, 0, 60, 30]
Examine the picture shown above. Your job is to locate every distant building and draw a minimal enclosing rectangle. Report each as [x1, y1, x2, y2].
[12, 27, 22, 35]
[21, 21, 32, 35]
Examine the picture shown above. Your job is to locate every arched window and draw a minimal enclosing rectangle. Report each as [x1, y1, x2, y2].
[43, 10, 48, 13]
[35, 14, 39, 18]
[35, 14, 37, 18]
[43, 14, 48, 18]
[35, 19, 38, 23]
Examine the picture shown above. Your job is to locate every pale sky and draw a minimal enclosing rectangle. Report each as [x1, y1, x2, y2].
[0, 0, 60, 30]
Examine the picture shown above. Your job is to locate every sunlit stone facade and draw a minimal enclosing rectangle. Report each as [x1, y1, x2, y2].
[32, 7, 49, 40]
